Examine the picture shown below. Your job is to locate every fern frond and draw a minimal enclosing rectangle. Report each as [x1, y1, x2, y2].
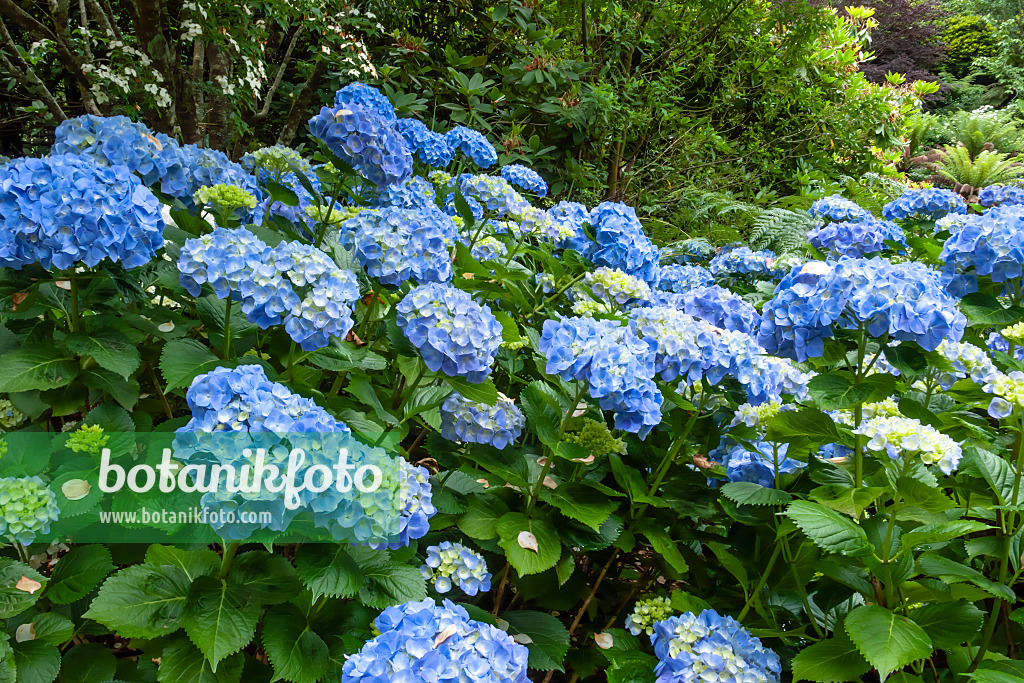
[748, 208, 814, 255]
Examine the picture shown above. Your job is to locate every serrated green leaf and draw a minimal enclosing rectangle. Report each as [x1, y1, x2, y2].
[59, 642, 117, 683]
[262, 604, 329, 683]
[916, 554, 1016, 601]
[356, 553, 428, 609]
[159, 339, 221, 392]
[293, 545, 364, 600]
[10, 639, 59, 683]
[180, 576, 259, 669]
[45, 545, 114, 605]
[0, 348, 77, 393]
[65, 328, 140, 379]
[28, 613, 74, 646]
[145, 545, 220, 582]
[765, 409, 839, 443]
[496, 512, 562, 576]
[720, 481, 793, 506]
[786, 500, 871, 556]
[458, 494, 510, 541]
[156, 638, 243, 683]
[539, 483, 619, 529]
[909, 600, 984, 648]
[637, 519, 688, 574]
[445, 375, 498, 406]
[503, 611, 570, 672]
[0, 559, 47, 619]
[845, 606, 933, 680]
[901, 520, 988, 548]
[792, 630, 870, 683]
[227, 551, 302, 605]
[84, 564, 189, 638]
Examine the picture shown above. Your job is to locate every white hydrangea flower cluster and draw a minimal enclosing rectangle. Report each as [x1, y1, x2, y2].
[854, 415, 962, 474]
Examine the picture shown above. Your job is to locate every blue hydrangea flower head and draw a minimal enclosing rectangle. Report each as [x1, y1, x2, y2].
[807, 194, 870, 223]
[51, 114, 188, 194]
[737, 355, 815, 405]
[808, 215, 906, 258]
[758, 258, 967, 362]
[443, 126, 498, 169]
[940, 205, 1024, 296]
[341, 205, 458, 286]
[471, 235, 509, 262]
[395, 118, 454, 168]
[308, 102, 412, 187]
[628, 307, 760, 388]
[588, 202, 661, 283]
[500, 164, 548, 196]
[651, 610, 782, 683]
[883, 188, 967, 222]
[459, 174, 528, 216]
[0, 154, 165, 270]
[979, 185, 1024, 208]
[539, 316, 663, 436]
[548, 200, 594, 253]
[171, 145, 266, 223]
[334, 82, 398, 125]
[261, 170, 322, 228]
[396, 284, 503, 382]
[656, 264, 714, 292]
[440, 392, 525, 449]
[709, 247, 779, 279]
[641, 285, 760, 337]
[342, 599, 529, 682]
[175, 364, 353, 539]
[710, 437, 805, 488]
[0, 476, 60, 545]
[420, 541, 492, 595]
[179, 228, 360, 350]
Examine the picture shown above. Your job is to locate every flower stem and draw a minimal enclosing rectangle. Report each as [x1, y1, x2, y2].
[68, 270, 80, 332]
[222, 299, 233, 359]
[218, 541, 240, 579]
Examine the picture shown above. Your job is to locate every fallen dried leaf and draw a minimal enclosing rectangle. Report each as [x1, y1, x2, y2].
[594, 632, 614, 649]
[55, 280, 71, 291]
[157, 322, 175, 333]
[692, 454, 714, 470]
[512, 633, 533, 645]
[11, 292, 28, 310]
[572, 454, 595, 464]
[16, 576, 42, 594]
[15, 623, 35, 642]
[543, 476, 557, 489]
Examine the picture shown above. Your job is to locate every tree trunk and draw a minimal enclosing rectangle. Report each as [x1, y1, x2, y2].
[276, 58, 329, 147]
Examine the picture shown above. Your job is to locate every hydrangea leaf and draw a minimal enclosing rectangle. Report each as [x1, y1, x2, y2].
[0, 349, 78, 393]
[0, 559, 47, 620]
[84, 564, 189, 639]
[845, 606, 932, 681]
[293, 545, 364, 601]
[159, 339, 222, 392]
[45, 545, 114, 605]
[785, 500, 871, 556]
[156, 638, 243, 683]
[180, 576, 260, 670]
[65, 328, 140, 379]
[497, 513, 561, 575]
[792, 630, 870, 682]
[540, 483, 620, 530]
[354, 553, 427, 610]
[457, 494, 510, 541]
[909, 600, 984, 649]
[9, 640, 59, 683]
[503, 611, 570, 672]
[59, 642, 117, 683]
[720, 481, 793, 507]
[261, 604, 330, 683]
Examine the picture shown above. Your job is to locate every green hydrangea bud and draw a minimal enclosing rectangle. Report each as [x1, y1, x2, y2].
[0, 399, 25, 429]
[564, 418, 626, 457]
[428, 170, 454, 185]
[244, 146, 312, 178]
[305, 204, 361, 226]
[0, 476, 60, 545]
[193, 184, 258, 212]
[66, 424, 108, 455]
[0, 439, 7, 459]
[1002, 322, 1024, 345]
[625, 596, 673, 636]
